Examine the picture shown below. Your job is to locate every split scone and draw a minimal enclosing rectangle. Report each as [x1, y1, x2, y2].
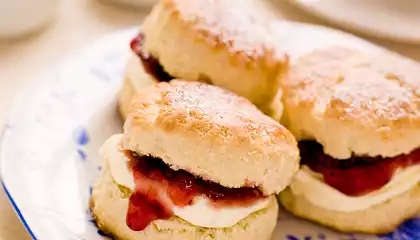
[278, 47, 420, 234]
[92, 80, 300, 239]
[119, 0, 288, 121]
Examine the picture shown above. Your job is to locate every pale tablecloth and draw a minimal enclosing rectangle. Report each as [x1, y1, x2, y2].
[0, 0, 419, 239]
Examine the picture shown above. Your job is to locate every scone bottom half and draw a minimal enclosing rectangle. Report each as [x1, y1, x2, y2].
[279, 47, 420, 234]
[94, 80, 300, 239]
[90, 157, 279, 240]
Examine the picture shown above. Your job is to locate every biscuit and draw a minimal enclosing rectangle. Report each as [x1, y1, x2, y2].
[124, 80, 299, 195]
[281, 47, 420, 159]
[140, 0, 288, 119]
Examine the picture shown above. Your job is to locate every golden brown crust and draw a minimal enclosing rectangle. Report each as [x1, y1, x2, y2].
[279, 185, 420, 234]
[90, 160, 279, 240]
[128, 80, 286, 140]
[285, 47, 420, 128]
[281, 47, 420, 158]
[160, 0, 284, 66]
[140, 0, 287, 119]
[124, 80, 299, 194]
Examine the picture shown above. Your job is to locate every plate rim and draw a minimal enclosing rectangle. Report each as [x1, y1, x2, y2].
[0, 81, 41, 240]
[0, 27, 137, 240]
[287, 0, 420, 45]
[1, 182, 38, 240]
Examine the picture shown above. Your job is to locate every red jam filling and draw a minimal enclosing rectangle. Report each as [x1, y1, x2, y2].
[130, 33, 173, 82]
[299, 141, 420, 196]
[124, 151, 265, 231]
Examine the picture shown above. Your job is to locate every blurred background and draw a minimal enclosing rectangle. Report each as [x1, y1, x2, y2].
[0, 0, 419, 239]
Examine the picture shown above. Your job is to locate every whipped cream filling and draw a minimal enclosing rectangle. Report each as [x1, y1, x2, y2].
[101, 134, 270, 228]
[125, 56, 157, 92]
[290, 165, 420, 212]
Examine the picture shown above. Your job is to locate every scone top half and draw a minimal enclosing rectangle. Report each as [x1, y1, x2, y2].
[283, 47, 420, 159]
[131, 0, 288, 119]
[279, 47, 420, 233]
[124, 80, 299, 195]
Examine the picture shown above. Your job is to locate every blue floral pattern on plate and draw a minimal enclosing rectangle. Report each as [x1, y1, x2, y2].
[379, 218, 420, 240]
[0, 23, 419, 240]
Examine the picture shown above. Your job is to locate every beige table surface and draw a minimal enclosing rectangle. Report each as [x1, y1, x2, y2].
[0, 0, 419, 239]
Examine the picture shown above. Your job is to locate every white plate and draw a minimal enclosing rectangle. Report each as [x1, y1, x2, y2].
[1, 22, 419, 240]
[287, 0, 420, 44]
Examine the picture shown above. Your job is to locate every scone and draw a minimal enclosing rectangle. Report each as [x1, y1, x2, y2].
[119, 0, 288, 120]
[278, 46, 420, 234]
[92, 80, 300, 239]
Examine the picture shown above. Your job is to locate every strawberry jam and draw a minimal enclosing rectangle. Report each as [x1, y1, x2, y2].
[299, 141, 420, 196]
[130, 33, 173, 82]
[124, 150, 265, 231]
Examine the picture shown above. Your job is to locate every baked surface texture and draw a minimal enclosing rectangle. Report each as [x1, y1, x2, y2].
[90, 160, 279, 240]
[141, 0, 288, 119]
[281, 47, 420, 159]
[279, 185, 420, 234]
[123, 80, 299, 195]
